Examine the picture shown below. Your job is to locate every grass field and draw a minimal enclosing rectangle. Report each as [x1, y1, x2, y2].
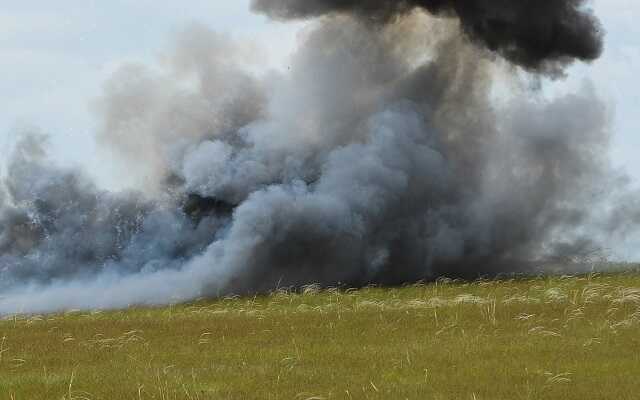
[1, 272, 640, 399]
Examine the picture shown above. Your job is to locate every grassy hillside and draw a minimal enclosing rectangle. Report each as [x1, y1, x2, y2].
[1, 272, 640, 399]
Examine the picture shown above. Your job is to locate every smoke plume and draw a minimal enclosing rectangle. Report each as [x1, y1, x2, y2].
[251, 0, 604, 75]
[1, 3, 636, 314]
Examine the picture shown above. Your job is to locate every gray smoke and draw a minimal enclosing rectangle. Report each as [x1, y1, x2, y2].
[1, 5, 637, 314]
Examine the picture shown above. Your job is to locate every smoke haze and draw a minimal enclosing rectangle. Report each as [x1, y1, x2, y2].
[1, 2, 637, 314]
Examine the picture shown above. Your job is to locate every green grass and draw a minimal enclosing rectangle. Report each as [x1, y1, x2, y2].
[1, 272, 640, 399]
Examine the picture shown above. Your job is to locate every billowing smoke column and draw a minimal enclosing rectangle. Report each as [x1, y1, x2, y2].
[0, 1, 636, 314]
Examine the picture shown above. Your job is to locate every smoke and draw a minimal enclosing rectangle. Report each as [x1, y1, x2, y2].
[1, 4, 637, 315]
[251, 0, 604, 75]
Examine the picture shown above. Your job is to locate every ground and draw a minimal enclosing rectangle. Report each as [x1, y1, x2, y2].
[1, 271, 640, 399]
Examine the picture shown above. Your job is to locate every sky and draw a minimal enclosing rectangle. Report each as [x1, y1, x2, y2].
[0, 1, 639, 255]
[0, 1, 305, 183]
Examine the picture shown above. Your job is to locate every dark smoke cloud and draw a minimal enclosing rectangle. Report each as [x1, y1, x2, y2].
[252, 0, 603, 74]
[0, 8, 635, 315]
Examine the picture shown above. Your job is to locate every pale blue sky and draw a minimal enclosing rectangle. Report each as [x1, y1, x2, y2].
[0, 1, 302, 178]
[1, 1, 638, 216]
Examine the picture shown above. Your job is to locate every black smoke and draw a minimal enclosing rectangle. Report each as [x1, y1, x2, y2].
[1, 4, 637, 314]
[252, 0, 603, 74]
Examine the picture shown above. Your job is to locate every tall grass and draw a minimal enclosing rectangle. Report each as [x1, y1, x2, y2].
[1, 272, 640, 399]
